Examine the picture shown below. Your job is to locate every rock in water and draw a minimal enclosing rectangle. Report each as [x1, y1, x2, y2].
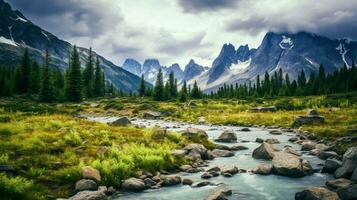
[122, 178, 147, 191]
[337, 183, 357, 200]
[67, 190, 108, 200]
[143, 111, 161, 119]
[161, 175, 181, 186]
[211, 149, 235, 157]
[204, 186, 232, 200]
[335, 146, 357, 179]
[272, 152, 313, 177]
[253, 164, 272, 175]
[295, 187, 339, 200]
[326, 178, 352, 190]
[182, 128, 208, 139]
[322, 159, 342, 174]
[215, 130, 237, 143]
[108, 116, 131, 126]
[252, 142, 276, 160]
[75, 179, 98, 192]
[301, 141, 317, 151]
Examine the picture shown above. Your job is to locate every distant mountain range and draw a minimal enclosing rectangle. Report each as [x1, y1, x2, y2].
[0, 0, 145, 93]
[1, 0, 356, 93]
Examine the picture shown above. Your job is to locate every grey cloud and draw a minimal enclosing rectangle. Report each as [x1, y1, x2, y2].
[226, 17, 268, 35]
[177, 0, 238, 12]
[8, 0, 124, 38]
[155, 32, 208, 55]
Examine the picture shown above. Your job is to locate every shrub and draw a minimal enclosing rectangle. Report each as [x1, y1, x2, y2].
[63, 130, 82, 147]
[0, 173, 45, 200]
[0, 153, 9, 164]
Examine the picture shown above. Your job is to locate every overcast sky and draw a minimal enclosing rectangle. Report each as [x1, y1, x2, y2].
[7, 0, 357, 68]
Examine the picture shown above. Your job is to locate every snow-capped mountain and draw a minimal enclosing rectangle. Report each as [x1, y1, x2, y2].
[189, 32, 357, 92]
[0, 0, 145, 92]
[122, 58, 206, 84]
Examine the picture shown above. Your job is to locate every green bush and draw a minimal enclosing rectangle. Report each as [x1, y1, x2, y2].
[63, 130, 82, 147]
[0, 173, 45, 200]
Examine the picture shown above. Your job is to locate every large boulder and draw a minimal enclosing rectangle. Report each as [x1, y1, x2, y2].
[204, 187, 232, 200]
[335, 146, 357, 179]
[184, 143, 208, 160]
[215, 131, 237, 143]
[283, 147, 302, 156]
[272, 152, 313, 177]
[351, 167, 357, 181]
[337, 183, 357, 200]
[322, 159, 342, 174]
[171, 149, 188, 157]
[221, 166, 239, 175]
[326, 178, 352, 190]
[143, 111, 161, 119]
[301, 141, 317, 151]
[307, 109, 319, 116]
[252, 142, 276, 160]
[67, 190, 108, 200]
[121, 178, 148, 191]
[182, 128, 208, 139]
[295, 187, 339, 200]
[253, 164, 272, 175]
[211, 149, 235, 157]
[82, 166, 101, 182]
[108, 116, 131, 126]
[265, 138, 280, 144]
[318, 151, 338, 160]
[161, 175, 181, 186]
[75, 179, 98, 192]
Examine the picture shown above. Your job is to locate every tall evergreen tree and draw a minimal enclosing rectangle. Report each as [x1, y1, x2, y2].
[93, 57, 104, 97]
[20, 48, 31, 93]
[153, 68, 164, 101]
[168, 72, 177, 98]
[12, 65, 22, 94]
[65, 46, 82, 102]
[29, 61, 41, 94]
[83, 47, 94, 98]
[190, 81, 201, 99]
[179, 81, 188, 102]
[139, 74, 146, 97]
[39, 50, 54, 102]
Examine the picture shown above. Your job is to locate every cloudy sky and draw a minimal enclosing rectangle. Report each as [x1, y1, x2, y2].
[8, 0, 357, 68]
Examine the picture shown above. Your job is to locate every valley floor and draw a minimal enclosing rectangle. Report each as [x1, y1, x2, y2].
[0, 93, 356, 199]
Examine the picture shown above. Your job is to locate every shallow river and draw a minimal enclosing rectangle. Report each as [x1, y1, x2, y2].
[88, 117, 333, 200]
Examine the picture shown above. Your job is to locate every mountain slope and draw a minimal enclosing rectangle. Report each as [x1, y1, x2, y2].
[0, 0, 143, 93]
[193, 32, 357, 92]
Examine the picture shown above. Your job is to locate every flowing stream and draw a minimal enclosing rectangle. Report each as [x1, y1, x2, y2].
[87, 117, 333, 200]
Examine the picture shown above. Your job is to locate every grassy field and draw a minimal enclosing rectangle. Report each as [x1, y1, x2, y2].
[0, 93, 356, 199]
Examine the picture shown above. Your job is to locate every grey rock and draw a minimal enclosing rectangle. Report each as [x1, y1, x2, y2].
[67, 190, 108, 200]
[307, 109, 319, 116]
[318, 151, 338, 160]
[122, 178, 147, 191]
[143, 111, 161, 119]
[337, 183, 357, 200]
[301, 141, 317, 151]
[82, 166, 101, 182]
[204, 186, 232, 200]
[294, 115, 325, 126]
[192, 181, 211, 187]
[326, 178, 352, 190]
[144, 178, 157, 187]
[75, 179, 98, 192]
[322, 159, 342, 174]
[253, 164, 272, 175]
[211, 149, 235, 157]
[288, 137, 299, 143]
[251, 106, 277, 112]
[221, 166, 239, 175]
[272, 152, 313, 178]
[252, 142, 276, 160]
[182, 128, 208, 139]
[269, 130, 282, 135]
[283, 147, 302, 156]
[182, 178, 193, 185]
[171, 149, 187, 157]
[240, 127, 251, 132]
[230, 145, 249, 151]
[108, 116, 131, 126]
[265, 138, 280, 144]
[161, 175, 181, 186]
[215, 130, 237, 143]
[295, 187, 339, 200]
[255, 138, 264, 143]
[201, 172, 212, 179]
[335, 146, 357, 179]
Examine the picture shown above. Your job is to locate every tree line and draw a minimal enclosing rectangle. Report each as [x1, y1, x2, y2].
[0, 46, 105, 102]
[210, 63, 357, 99]
[138, 69, 203, 102]
[138, 63, 357, 101]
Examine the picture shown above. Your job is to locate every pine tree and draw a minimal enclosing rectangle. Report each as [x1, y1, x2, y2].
[139, 74, 146, 97]
[190, 81, 201, 99]
[256, 75, 261, 96]
[153, 69, 164, 101]
[29, 61, 41, 94]
[13, 65, 22, 94]
[93, 57, 104, 97]
[39, 50, 54, 102]
[168, 72, 177, 98]
[179, 81, 188, 102]
[83, 47, 94, 98]
[20, 48, 31, 93]
[65, 46, 82, 102]
[53, 67, 64, 101]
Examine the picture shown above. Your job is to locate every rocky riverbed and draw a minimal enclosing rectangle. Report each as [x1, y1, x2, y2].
[77, 116, 357, 200]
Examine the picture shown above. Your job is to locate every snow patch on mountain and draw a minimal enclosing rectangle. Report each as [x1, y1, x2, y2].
[279, 36, 294, 50]
[230, 58, 251, 73]
[0, 36, 17, 46]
